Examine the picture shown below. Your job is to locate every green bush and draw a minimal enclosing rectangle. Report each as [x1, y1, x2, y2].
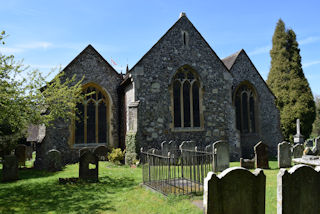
[125, 131, 138, 165]
[107, 148, 125, 165]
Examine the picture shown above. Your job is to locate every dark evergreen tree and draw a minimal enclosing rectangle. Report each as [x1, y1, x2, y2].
[312, 96, 320, 137]
[267, 20, 315, 141]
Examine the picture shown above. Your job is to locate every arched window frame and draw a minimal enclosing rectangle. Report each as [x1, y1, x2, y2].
[170, 65, 204, 131]
[234, 82, 258, 134]
[70, 83, 112, 147]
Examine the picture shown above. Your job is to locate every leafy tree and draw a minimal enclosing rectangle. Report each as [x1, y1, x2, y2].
[267, 20, 316, 141]
[311, 96, 320, 137]
[0, 31, 84, 155]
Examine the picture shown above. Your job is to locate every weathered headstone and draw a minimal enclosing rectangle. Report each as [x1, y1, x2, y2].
[2, 155, 19, 182]
[179, 141, 196, 165]
[293, 118, 304, 144]
[79, 151, 98, 182]
[79, 147, 90, 157]
[278, 141, 292, 168]
[161, 141, 169, 156]
[240, 158, 255, 169]
[26, 146, 33, 160]
[93, 145, 109, 161]
[204, 167, 265, 214]
[46, 149, 62, 171]
[212, 140, 229, 172]
[277, 164, 320, 214]
[292, 144, 304, 158]
[14, 144, 27, 167]
[254, 141, 269, 169]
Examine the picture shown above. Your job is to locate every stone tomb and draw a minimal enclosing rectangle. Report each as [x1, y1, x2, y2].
[204, 167, 265, 214]
[254, 141, 269, 169]
[292, 144, 304, 158]
[93, 145, 109, 161]
[277, 165, 320, 214]
[14, 144, 27, 167]
[293, 155, 320, 167]
[46, 149, 62, 171]
[212, 140, 229, 172]
[240, 158, 255, 169]
[2, 155, 19, 182]
[79, 151, 99, 182]
[278, 141, 291, 168]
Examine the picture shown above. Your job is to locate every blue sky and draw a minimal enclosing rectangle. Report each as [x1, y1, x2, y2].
[1, 0, 320, 95]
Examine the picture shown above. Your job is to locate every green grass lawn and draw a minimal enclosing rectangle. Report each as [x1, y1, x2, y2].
[0, 160, 282, 214]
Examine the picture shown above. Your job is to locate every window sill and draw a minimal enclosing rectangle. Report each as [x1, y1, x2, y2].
[171, 127, 204, 132]
[73, 143, 107, 148]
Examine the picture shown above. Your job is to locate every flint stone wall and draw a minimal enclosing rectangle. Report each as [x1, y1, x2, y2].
[128, 16, 240, 160]
[229, 51, 283, 157]
[35, 45, 122, 169]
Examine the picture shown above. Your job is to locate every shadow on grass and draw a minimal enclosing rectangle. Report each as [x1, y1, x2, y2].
[0, 174, 136, 213]
[0, 168, 57, 182]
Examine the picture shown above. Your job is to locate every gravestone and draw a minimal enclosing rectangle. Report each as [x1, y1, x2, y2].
[278, 141, 291, 168]
[240, 158, 255, 169]
[79, 147, 90, 157]
[254, 141, 269, 169]
[93, 145, 109, 161]
[212, 141, 229, 172]
[2, 155, 19, 182]
[204, 167, 265, 214]
[79, 151, 98, 182]
[179, 141, 196, 165]
[277, 164, 320, 214]
[292, 144, 304, 158]
[205, 143, 213, 153]
[14, 144, 27, 167]
[292, 155, 320, 167]
[161, 141, 169, 156]
[46, 149, 62, 171]
[293, 119, 304, 144]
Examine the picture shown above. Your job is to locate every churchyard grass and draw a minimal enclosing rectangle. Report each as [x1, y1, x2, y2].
[0, 160, 282, 213]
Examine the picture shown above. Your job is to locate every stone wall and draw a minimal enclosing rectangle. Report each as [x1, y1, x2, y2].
[229, 50, 283, 157]
[35, 45, 122, 169]
[128, 15, 240, 160]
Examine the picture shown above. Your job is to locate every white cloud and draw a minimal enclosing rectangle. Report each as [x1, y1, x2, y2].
[299, 36, 320, 45]
[248, 45, 271, 56]
[303, 60, 320, 68]
[0, 41, 53, 54]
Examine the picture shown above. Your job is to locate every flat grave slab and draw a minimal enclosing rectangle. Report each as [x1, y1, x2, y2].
[293, 155, 320, 166]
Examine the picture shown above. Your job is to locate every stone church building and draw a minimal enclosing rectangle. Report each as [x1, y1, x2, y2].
[35, 13, 282, 168]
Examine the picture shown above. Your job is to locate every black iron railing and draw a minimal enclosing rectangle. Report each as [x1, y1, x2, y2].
[141, 148, 213, 195]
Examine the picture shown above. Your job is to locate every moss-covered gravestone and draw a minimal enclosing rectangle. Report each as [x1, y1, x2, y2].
[46, 149, 62, 172]
[79, 151, 98, 182]
[2, 155, 18, 182]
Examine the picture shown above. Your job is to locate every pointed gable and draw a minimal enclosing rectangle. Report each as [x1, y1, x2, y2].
[228, 49, 275, 98]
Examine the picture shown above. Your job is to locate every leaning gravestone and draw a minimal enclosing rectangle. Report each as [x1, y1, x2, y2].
[46, 149, 62, 171]
[212, 140, 229, 172]
[79, 151, 98, 182]
[277, 164, 320, 214]
[14, 144, 27, 167]
[2, 155, 19, 182]
[278, 141, 291, 168]
[292, 144, 304, 158]
[204, 167, 265, 214]
[240, 158, 255, 169]
[93, 145, 109, 161]
[254, 141, 269, 169]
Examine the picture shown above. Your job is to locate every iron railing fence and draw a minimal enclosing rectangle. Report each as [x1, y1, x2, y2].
[141, 148, 213, 195]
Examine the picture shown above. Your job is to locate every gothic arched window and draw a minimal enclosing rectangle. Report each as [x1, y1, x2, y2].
[74, 84, 109, 144]
[235, 83, 257, 133]
[172, 66, 201, 128]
